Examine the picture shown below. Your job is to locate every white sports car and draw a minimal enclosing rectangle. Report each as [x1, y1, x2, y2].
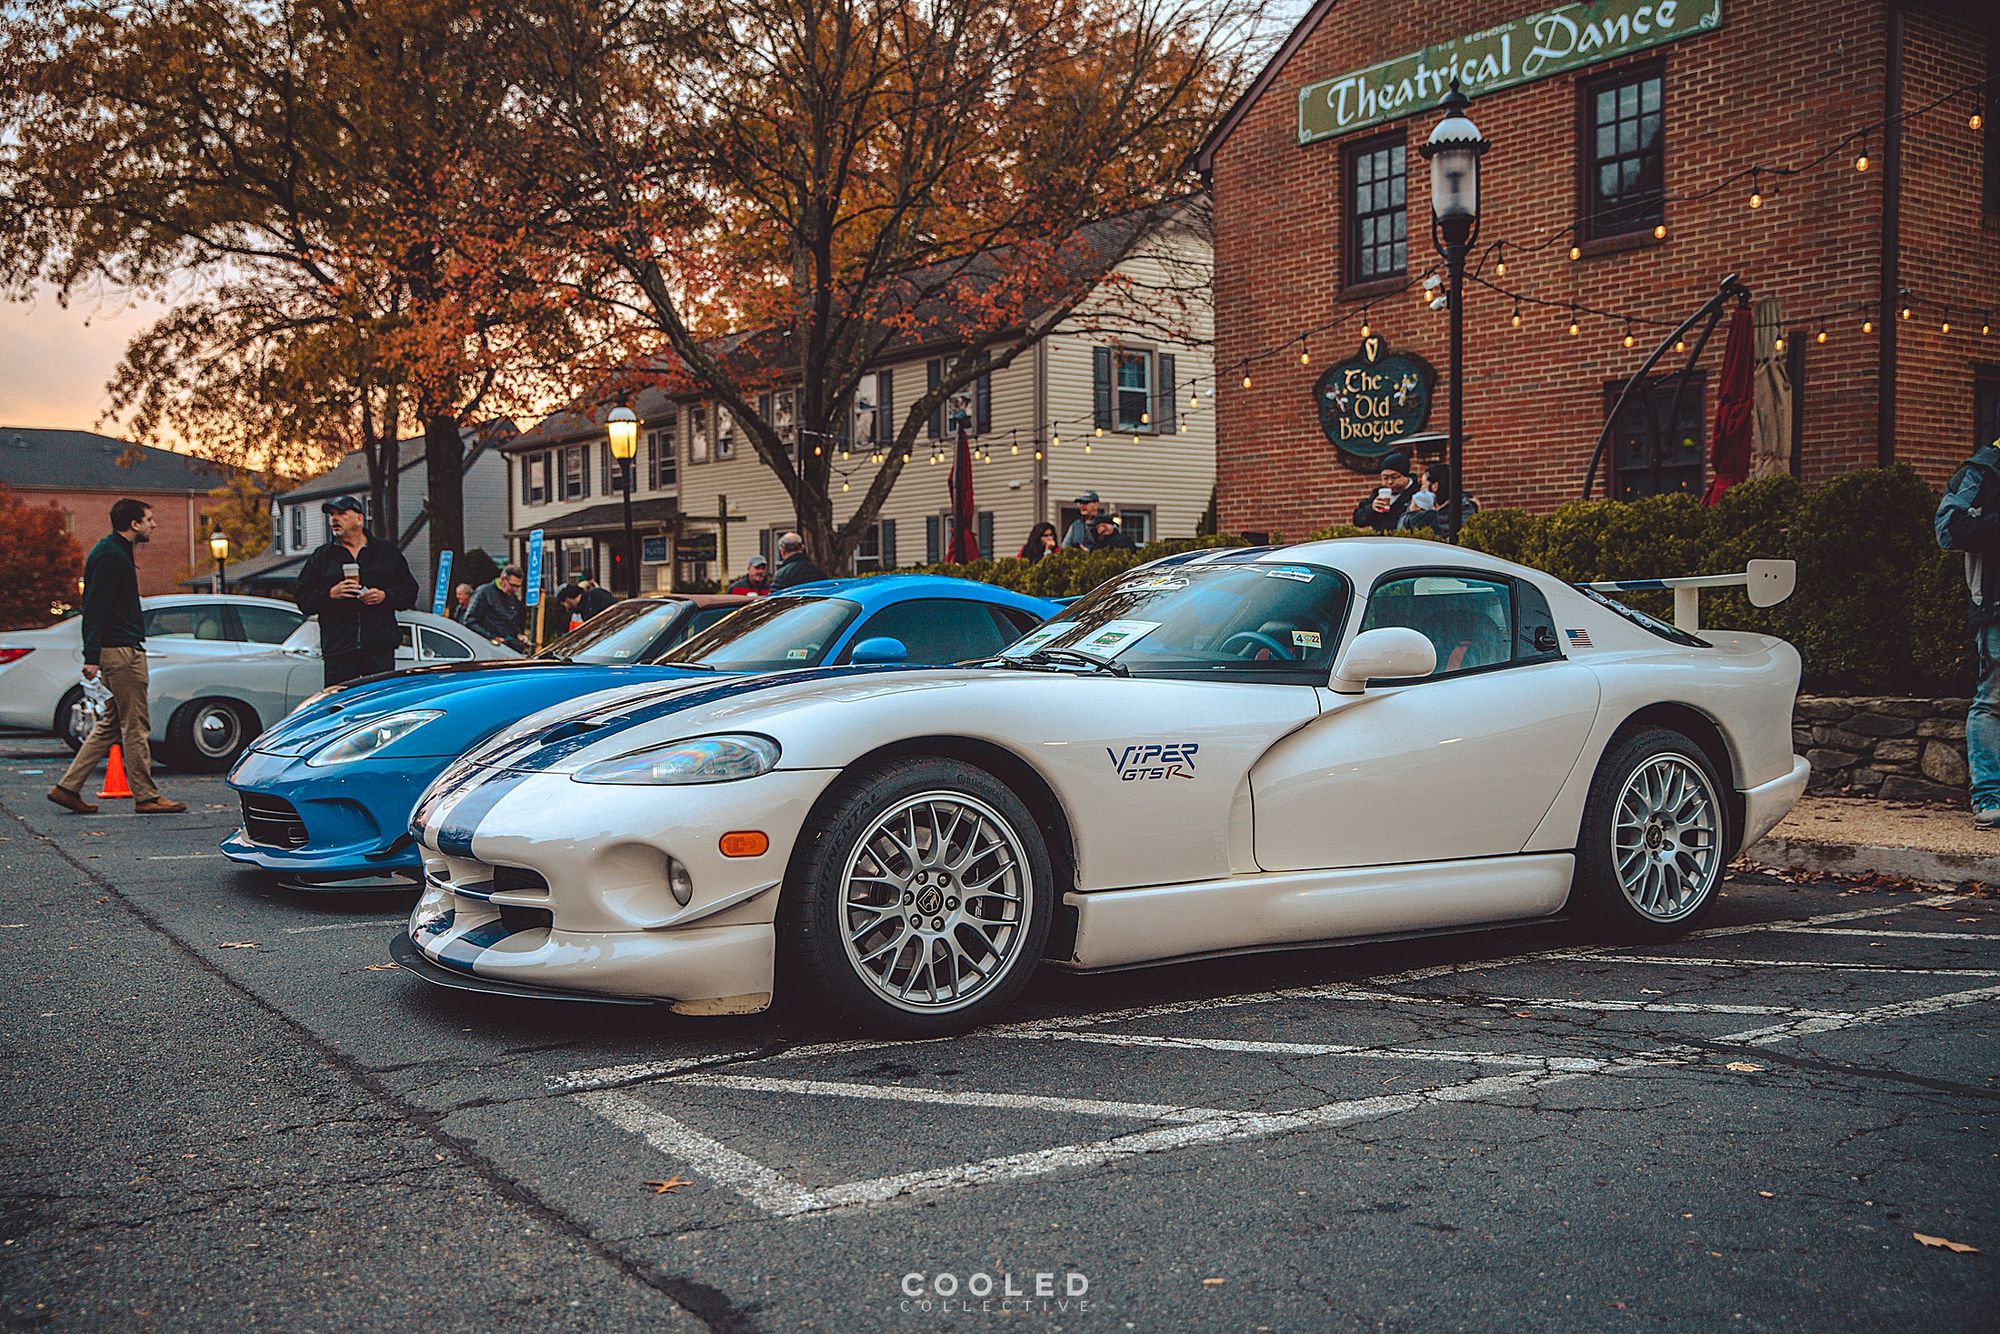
[395, 538, 1810, 1037]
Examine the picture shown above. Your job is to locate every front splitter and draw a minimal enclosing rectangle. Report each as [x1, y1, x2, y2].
[387, 930, 656, 1005]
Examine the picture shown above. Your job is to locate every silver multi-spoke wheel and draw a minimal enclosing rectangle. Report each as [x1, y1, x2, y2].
[837, 791, 1033, 1014]
[1611, 752, 1721, 922]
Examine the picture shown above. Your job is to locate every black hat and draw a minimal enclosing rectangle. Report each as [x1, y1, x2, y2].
[321, 495, 366, 516]
[1379, 452, 1411, 477]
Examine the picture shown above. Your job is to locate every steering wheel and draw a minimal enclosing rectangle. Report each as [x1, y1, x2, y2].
[1219, 630, 1292, 660]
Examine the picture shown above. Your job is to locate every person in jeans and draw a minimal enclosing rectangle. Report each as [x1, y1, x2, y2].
[296, 496, 420, 686]
[1936, 438, 2000, 827]
[47, 498, 186, 815]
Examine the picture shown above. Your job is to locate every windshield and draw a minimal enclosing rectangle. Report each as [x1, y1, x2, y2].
[539, 600, 687, 664]
[658, 595, 859, 671]
[998, 562, 1349, 680]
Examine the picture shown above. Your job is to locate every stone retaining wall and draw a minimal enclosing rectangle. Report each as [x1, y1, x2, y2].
[1793, 697, 1970, 803]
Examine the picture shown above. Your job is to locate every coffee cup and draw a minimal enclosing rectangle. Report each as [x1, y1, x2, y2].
[1376, 487, 1393, 501]
[342, 562, 361, 583]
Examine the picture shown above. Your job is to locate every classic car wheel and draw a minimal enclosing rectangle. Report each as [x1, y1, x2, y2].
[1574, 727, 1727, 940]
[783, 758, 1052, 1037]
[163, 698, 257, 772]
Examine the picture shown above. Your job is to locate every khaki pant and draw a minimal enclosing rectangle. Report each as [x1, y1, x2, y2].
[57, 646, 160, 802]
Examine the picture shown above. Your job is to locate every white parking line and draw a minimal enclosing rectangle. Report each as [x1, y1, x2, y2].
[1593, 955, 2000, 976]
[577, 1091, 819, 1217]
[1730, 982, 2000, 1045]
[143, 853, 227, 861]
[278, 917, 407, 935]
[674, 1073, 1239, 1122]
[987, 1030, 1606, 1071]
[1768, 927, 2000, 942]
[1306, 989, 1854, 1019]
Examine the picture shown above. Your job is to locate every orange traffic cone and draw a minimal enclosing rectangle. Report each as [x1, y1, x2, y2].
[98, 743, 133, 800]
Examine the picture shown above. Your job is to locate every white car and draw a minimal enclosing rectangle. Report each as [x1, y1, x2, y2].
[144, 610, 518, 771]
[396, 539, 1810, 1037]
[0, 595, 305, 746]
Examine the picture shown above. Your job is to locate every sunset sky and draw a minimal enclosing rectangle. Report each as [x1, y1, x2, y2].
[0, 283, 166, 440]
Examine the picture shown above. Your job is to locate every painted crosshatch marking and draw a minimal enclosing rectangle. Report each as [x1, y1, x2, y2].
[1298, 0, 1722, 145]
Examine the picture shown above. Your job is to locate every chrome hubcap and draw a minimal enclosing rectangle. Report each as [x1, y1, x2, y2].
[839, 791, 1031, 1013]
[1612, 753, 1721, 922]
[195, 705, 240, 757]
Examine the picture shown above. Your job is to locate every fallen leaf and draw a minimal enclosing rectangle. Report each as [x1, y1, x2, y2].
[218, 941, 259, 950]
[1959, 917, 1980, 924]
[1724, 1061, 1763, 1073]
[645, 1176, 693, 1195]
[364, 963, 397, 972]
[1513, 1010, 1534, 1018]
[1201, 1278, 1225, 1287]
[1913, 1233, 1979, 1254]
[1640, 988, 1664, 995]
[1757, 1191, 1775, 1199]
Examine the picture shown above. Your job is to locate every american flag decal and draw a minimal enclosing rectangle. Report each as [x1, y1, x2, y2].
[1564, 627, 1593, 648]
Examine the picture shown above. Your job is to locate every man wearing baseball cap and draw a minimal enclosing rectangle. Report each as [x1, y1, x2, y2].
[295, 495, 420, 686]
[727, 554, 773, 596]
[1060, 491, 1104, 549]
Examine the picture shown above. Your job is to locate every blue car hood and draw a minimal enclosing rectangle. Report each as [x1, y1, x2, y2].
[251, 662, 728, 759]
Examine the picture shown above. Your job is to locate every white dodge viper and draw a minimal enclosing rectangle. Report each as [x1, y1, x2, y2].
[395, 538, 1809, 1037]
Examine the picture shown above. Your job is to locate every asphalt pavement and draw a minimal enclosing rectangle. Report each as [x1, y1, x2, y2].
[1, 733, 1994, 1333]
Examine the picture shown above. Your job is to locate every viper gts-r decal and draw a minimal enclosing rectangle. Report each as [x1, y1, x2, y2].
[1108, 742, 1198, 781]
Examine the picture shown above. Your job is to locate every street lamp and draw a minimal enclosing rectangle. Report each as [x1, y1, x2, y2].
[208, 530, 230, 594]
[606, 406, 640, 598]
[1418, 80, 1489, 540]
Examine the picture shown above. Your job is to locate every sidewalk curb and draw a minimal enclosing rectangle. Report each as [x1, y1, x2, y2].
[1746, 834, 1994, 889]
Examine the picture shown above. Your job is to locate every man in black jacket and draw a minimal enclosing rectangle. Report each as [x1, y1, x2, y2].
[464, 566, 529, 649]
[295, 496, 420, 686]
[1351, 451, 1419, 531]
[769, 532, 830, 591]
[49, 498, 186, 814]
[1938, 440, 2000, 827]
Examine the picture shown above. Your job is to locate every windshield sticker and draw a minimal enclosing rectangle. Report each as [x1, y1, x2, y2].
[1122, 575, 1190, 592]
[1001, 621, 1078, 657]
[1108, 742, 1198, 781]
[785, 648, 811, 660]
[1291, 630, 1323, 650]
[1076, 620, 1160, 657]
[1265, 566, 1316, 583]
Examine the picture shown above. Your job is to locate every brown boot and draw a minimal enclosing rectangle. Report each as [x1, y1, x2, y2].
[47, 785, 98, 815]
[134, 797, 188, 814]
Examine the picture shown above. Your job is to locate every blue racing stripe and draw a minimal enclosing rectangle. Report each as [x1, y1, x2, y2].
[430, 917, 517, 975]
[1205, 545, 1281, 564]
[433, 770, 533, 855]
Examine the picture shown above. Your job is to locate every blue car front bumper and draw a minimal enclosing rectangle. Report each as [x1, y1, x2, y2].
[223, 749, 440, 877]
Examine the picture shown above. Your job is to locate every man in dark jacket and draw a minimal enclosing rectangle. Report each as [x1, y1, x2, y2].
[1088, 514, 1138, 553]
[769, 532, 830, 591]
[48, 498, 186, 814]
[1352, 451, 1419, 531]
[295, 496, 420, 686]
[464, 566, 529, 649]
[556, 581, 618, 629]
[1937, 440, 2000, 827]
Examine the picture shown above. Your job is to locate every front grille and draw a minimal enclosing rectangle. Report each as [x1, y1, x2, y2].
[241, 793, 308, 849]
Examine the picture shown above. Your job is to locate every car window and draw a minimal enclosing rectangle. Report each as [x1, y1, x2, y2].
[544, 601, 685, 664]
[1361, 574, 1515, 678]
[659, 596, 859, 671]
[999, 563, 1350, 681]
[840, 599, 1018, 664]
[145, 605, 230, 641]
[661, 604, 739, 653]
[993, 605, 1045, 637]
[233, 604, 305, 644]
[395, 622, 417, 661]
[420, 626, 474, 661]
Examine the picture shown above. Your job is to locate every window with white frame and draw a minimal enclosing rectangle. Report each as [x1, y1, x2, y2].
[648, 414, 678, 490]
[288, 506, 304, 550]
[759, 390, 797, 458]
[715, 407, 738, 460]
[600, 439, 632, 494]
[853, 373, 882, 446]
[560, 444, 589, 500]
[688, 403, 710, 464]
[522, 452, 550, 505]
[852, 519, 896, 573]
[1115, 350, 1153, 431]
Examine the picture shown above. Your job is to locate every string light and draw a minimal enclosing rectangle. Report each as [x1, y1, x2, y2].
[1900, 295, 1914, 320]
[1240, 363, 1252, 390]
[1774, 332, 1786, 352]
[1051, 431, 1061, 448]
[1622, 320, 1635, 349]
[1674, 336, 1687, 353]
[1654, 223, 1667, 240]
[1862, 317, 1875, 334]
[1984, 316, 1992, 337]
[1748, 171, 1763, 209]
[1568, 244, 1581, 261]
[1084, 440, 1093, 453]
[1815, 326, 1828, 344]
[1855, 134, 1870, 172]
[1359, 307, 1371, 338]
[840, 480, 850, 493]
[1188, 387, 1199, 409]
[1972, 105, 1984, 132]
[1568, 306, 1581, 338]
[1140, 410, 1151, 425]
[1034, 449, 1043, 460]
[1009, 442, 1019, 455]
[1494, 248, 1507, 278]
[1178, 422, 1187, 434]
[1510, 304, 1522, 328]
[1941, 312, 1951, 334]
[1298, 339, 1310, 365]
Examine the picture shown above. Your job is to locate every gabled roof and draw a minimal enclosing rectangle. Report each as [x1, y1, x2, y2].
[0, 427, 228, 494]
[278, 420, 519, 504]
[1192, 0, 1340, 175]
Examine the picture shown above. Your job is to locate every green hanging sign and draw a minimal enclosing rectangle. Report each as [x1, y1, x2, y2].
[1298, 0, 1722, 145]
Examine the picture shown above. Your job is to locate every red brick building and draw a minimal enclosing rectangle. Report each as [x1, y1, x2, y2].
[1197, 0, 1999, 538]
[0, 427, 227, 596]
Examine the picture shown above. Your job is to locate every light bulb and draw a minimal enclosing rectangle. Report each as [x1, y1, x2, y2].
[840, 480, 850, 493]
[1510, 307, 1522, 328]
[1748, 190, 1762, 209]
[1299, 346, 1310, 365]
[1360, 308, 1371, 337]
[1241, 371, 1252, 389]
[1674, 337, 1686, 353]
[1623, 330, 1635, 348]
[1774, 334, 1785, 352]
[1140, 411, 1151, 424]
[1855, 151, 1870, 172]
[1653, 224, 1667, 240]
[1188, 390, 1199, 409]
[1009, 443, 1018, 455]
[813, 445, 823, 456]
[1983, 320, 1992, 337]
[1495, 258, 1507, 277]
[1131, 434, 1139, 446]
[1862, 318, 1875, 334]
[839, 448, 849, 460]
[1900, 304, 1912, 320]
[1942, 319, 1951, 333]
[1569, 319, 1581, 337]
[1052, 433, 1061, 448]
[1034, 449, 1043, 460]
[1815, 328, 1828, 344]
[1178, 422, 1187, 435]
[1094, 425, 1104, 438]
[1084, 442, 1092, 453]
[1971, 112, 1984, 132]
[1569, 245, 1581, 261]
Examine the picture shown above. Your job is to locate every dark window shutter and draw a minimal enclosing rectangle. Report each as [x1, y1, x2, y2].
[758, 392, 771, 421]
[974, 355, 991, 435]
[582, 445, 593, 497]
[1092, 347, 1113, 429]
[878, 368, 894, 445]
[520, 454, 533, 503]
[926, 515, 941, 565]
[880, 518, 896, 568]
[1158, 353, 1177, 433]
[927, 360, 943, 439]
[977, 510, 993, 559]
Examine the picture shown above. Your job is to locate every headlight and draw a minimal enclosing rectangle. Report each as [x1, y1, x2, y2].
[305, 710, 444, 767]
[572, 734, 780, 786]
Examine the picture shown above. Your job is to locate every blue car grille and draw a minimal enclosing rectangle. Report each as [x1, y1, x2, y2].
[241, 793, 308, 849]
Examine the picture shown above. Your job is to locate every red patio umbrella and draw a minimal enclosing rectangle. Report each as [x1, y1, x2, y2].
[1701, 304, 1755, 506]
[947, 424, 980, 561]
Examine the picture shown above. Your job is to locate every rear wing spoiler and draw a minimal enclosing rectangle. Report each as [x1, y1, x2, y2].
[1579, 559, 1796, 633]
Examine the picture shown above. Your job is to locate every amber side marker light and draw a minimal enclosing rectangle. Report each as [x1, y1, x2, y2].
[720, 831, 770, 858]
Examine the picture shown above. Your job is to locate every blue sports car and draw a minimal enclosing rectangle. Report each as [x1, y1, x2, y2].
[222, 576, 1059, 884]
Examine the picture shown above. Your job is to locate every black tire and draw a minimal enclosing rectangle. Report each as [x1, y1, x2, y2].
[780, 757, 1053, 1038]
[1572, 727, 1730, 942]
[162, 698, 259, 773]
[55, 686, 87, 752]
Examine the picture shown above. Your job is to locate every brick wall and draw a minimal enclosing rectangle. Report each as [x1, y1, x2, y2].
[1209, 0, 1996, 540]
[15, 488, 207, 597]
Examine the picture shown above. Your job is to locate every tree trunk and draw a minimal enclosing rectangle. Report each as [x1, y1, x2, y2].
[424, 414, 464, 587]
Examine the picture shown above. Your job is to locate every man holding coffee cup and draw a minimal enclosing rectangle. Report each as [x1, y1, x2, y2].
[1350, 450, 1419, 532]
[295, 495, 421, 686]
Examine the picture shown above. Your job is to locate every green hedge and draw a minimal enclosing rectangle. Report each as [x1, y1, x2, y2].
[890, 468, 1974, 695]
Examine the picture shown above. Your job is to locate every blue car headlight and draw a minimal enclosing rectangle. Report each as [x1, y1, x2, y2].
[305, 710, 444, 767]
[572, 734, 780, 786]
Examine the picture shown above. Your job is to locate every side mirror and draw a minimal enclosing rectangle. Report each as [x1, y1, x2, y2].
[849, 636, 909, 666]
[1330, 627, 1437, 694]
